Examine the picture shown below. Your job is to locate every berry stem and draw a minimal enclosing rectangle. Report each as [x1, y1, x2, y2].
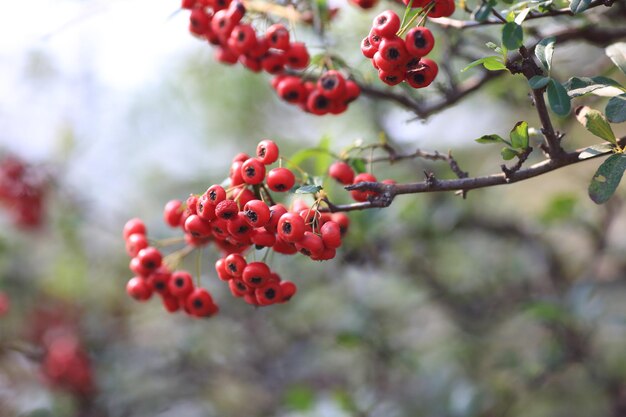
[163, 245, 195, 270]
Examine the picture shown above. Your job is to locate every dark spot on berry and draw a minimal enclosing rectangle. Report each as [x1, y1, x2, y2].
[246, 210, 258, 223]
[377, 16, 387, 25]
[218, 18, 227, 28]
[228, 263, 237, 272]
[245, 166, 256, 178]
[209, 190, 217, 201]
[155, 282, 165, 290]
[388, 48, 400, 60]
[413, 33, 426, 49]
[271, 34, 278, 43]
[314, 95, 329, 109]
[237, 32, 245, 42]
[282, 222, 292, 233]
[321, 77, 337, 91]
[250, 276, 262, 284]
[255, 244, 264, 250]
[265, 288, 276, 299]
[300, 248, 311, 256]
[236, 282, 246, 291]
[193, 299, 203, 309]
[175, 278, 184, 287]
[258, 146, 266, 157]
[413, 73, 425, 84]
[237, 225, 249, 234]
[145, 261, 156, 269]
[275, 184, 286, 191]
[385, 75, 399, 83]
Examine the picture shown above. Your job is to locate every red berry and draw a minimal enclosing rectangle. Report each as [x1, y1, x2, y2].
[168, 271, 195, 298]
[161, 293, 180, 313]
[125, 233, 148, 258]
[265, 204, 288, 233]
[215, 199, 239, 220]
[185, 288, 218, 317]
[406, 58, 438, 88]
[273, 237, 298, 255]
[277, 212, 306, 242]
[317, 70, 346, 100]
[215, 258, 231, 281]
[229, 24, 257, 54]
[306, 89, 331, 115]
[211, 218, 229, 239]
[251, 228, 277, 248]
[266, 167, 296, 192]
[329, 161, 355, 185]
[184, 214, 213, 238]
[405, 27, 435, 58]
[276, 76, 307, 103]
[378, 67, 405, 86]
[129, 257, 151, 277]
[428, 0, 455, 17]
[261, 51, 286, 74]
[207, 184, 226, 205]
[137, 247, 162, 271]
[189, 8, 212, 36]
[163, 199, 184, 227]
[241, 158, 266, 185]
[211, 9, 235, 39]
[361, 36, 377, 59]
[279, 281, 297, 302]
[229, 278, 251, 297]
[372, 10, 401, 38]
[196, 194, 216, 221]
[294, 231, 324, 257]
[242, 261, 271, 288]
[378, 37, 408, 68]
[232, 152, 250, 163]
[243, 199, 271, 227]
[126, 277, 153, 301]
[226, 213, 254, 241]
[255, 281, 282, 306]
[344, 80, 361, 105]
[230, 160, 245, 186]
[123, 218, 146, 240]
[331, 212, 350, 235]
[266, 24, 290, 50]
[285, 42, 310, 69]
[224, 253, 247, 277]
[368, 29, 383, 49]
[320, 220, 342, 248]
[147, 267, 172, 294]
[256, 140, 279, 165]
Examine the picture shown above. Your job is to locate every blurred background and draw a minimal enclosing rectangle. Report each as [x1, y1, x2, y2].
[1, 0, 626, 416]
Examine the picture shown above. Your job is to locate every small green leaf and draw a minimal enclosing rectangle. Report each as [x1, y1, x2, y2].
[535, 37, 556, 73]
[348, 157, 367, 174]
[485, 42, 503, 54]
[606, 43, 626, 75]
[476, 134, 506, 144]
[472, 2, 493, 22]
[295, 185, 323, 194]
[588, 154, 626, 204]
[509, 121, 529, 149]
[483, 56, 508, 71]
[284, 386, 315, 411]
[579, 143, 614, 160]
[564, 76, 625, 98]
[570, 0, 591, 13]
[547, 79, 571, 116]
[502, 22, 524, 50]
[576, 107, 616, 144]
[529, 75, 550, 90]
[541, 193, 578, 223]
[501, 147, 518, 160]
[606, 94, 626, 123]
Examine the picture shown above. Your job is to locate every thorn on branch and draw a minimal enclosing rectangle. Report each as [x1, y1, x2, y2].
[424, 171, 437, 188]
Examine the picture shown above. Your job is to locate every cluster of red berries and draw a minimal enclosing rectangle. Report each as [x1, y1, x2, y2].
[123, 139, 350, 316]
[272, 71, 361, 116]
[328, 160, 394, 202]
[0, 154, 47, 229]
[181, 0, 361, 115]
[362, 10, 441, 88]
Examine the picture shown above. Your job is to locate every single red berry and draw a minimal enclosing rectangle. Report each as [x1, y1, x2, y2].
[227, 0, 246, 22]
[168, 271, 195, 298]
[196, 194, 216, 221]
[241, 158, 266, 185]
[265, 204, 288, 233]
[344, 80, 361, 105]
[189, 8, 212, 36]
[123, 218, 146, 240]
[279, 281, 297, 302]
[266, 24, 290, 50]
[240, 55, 262, 72]
[242, 261, 271, 288]
[232, 152, 250, 163]
[229, 278, 251, 297]
[147, 267, 172, 294]
[215, 46, 239, 65]
[331, 212, 350, 235]
[247, 36, 269, 58]
[321, 220, 342, 248]
[230, 160, 245, 185]
[295, 231, 324, 257]
[405, 27, 435, 58]
[126, 277, 153, 301]
[276, 76, 306, 103]
[317, 70, 346, 100]
[231, 187, 255, 207]
[184, 214, 213, 238]
[372, 10, 401, 38]
[251, 228, 277, 248]
[126, 233, 148, 258]
[226, 212, 254, 241]
[361, 36, 378, 59]
[215, 199, 239, 220]
[163, 200, 184, 227]
[185, 288, 218, 317]
[277, 212, 306, 243]
[285, 42, 310, 69]
[243, 200, 271, 228]
[161, 293, 180, 313]
[211, 9, 235, 39]
[137, 247, 162, 271]
[428, 0, 455, 18]
[186, 195, 199, 215]
[406, 58, 438, 88]
[378, 67, 405, 86]
[368, 29, 383, 49]
[378, 37, 409, 69]
[266, 167, 296, 192]
[255, 281, 282, 306]
[207, 184, 226, 205]
[261, 51, 286, 74]
[224, 253, 247, 277]
[256, 140, 279, 165]
[211, 218, 229, 239]
[306, 89, 331, 116]
[129, 257, 151, 277]
[215, 258, 231, 281]
[311, 246, 336, 261]
[329, 161, 355, 185]
[228, 24, 257, 54]
[213, 0, 232, 12]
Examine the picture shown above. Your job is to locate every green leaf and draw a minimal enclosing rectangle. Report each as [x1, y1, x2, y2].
[606, 94, 626, 123]
[295, 185, 323, 194]
[564, 76, 625, 98]
[535, 37, 556, 73]
[547, 79, 571, 116]
[569, 0, 591, 13]
[588, 154, 626, 204]
[501, 147, 518, 160]
[461, 56, 507, 72]
[509, 121, 529, 149]
[606, 43, 626, 75]
[576, 107, 616, 144]
[541, 193, 578, 223]
[529, 75, 550, 90]
[472, 2, 493, 22]
[502, 22, 524, 50]
[476, 134, 506, 144]
[348, 157, 367, 174]
[579, 143, 614, 160]
[485, 42, 503, 54]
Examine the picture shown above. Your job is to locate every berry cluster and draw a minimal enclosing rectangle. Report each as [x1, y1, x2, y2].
[123, 139, 350, 317]
[272, 71, 361, 116]
[0, 154, 47, 229]
[181, 0, 360, 115]
[328, 161, 395, 202]
[361, 10, 442, 88]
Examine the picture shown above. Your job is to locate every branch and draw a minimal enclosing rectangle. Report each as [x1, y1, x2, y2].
[321, 138, 624, 212]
